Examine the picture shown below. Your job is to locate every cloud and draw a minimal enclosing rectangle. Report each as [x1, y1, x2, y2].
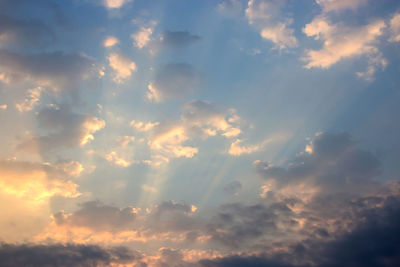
[206, 202, 292, 249]
[148, 123, 198, 160]
[0, 159, 81, 208]
[228, 139, 263, 156]
[146, 201, 198, 233]
[103, 35, 119, 47]
[116, 135, 135, 147]
[245, 0, 298, 50]
[15, 86, 43, 112]
[0, 50, 101, 90]
[103, 0, 131, 9]
[131, 26, 154, 49]
[17, 105, 105, 153]
[223, 180, 242, 195]
[159, 30, 201, 48]
[201, 187, 400, 267]
[0, 243, 136, 266]
[0, 14, 54, 48]
[53, 201, 137, 232]
[181, 100, 241, 138]
[217, 0, 243, 17]
[0, 104, 7, 110]
[147, 63, 199, 102]
[130, 120, 159, 132]
[105, 151, 132, 167]
[107, 52, 136, 83]
[302, 16, 386, 80]
[254, 132, 381, 199]
[133, 100, 243, 166]
[389, 12, 400, 42]
[316, 0, 369, 13]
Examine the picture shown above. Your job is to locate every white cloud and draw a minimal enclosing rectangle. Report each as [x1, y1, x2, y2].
[389, 12, 400, 42]
[245, 0, 297, 50]
[103, 0, 131, 9]
[131, 27, 154, 49]
[303, 16, 386, 80]
[103, 36, 119, 47]
[107, 52, 136, 83]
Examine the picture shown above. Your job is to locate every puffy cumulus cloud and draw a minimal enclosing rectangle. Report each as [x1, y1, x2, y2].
[303, 16, 386, 81]
[133, 101, 243, 166]
[181, 100, 241, 138]
[103, 35, 119, 47]
[17, 105, 105, 153]
[0, 50, 101, 90]
[53, 201, 137, 232]
[389, 12, 400, 42]
[316, 0, 368, 13]
[0, 14, 54, 48]
[105, 151, 132, 167]
[107, 52, 136, 83]
[159, 30, 201, 49]
[254, 132, 380, 199]
[15, 86, 43, 112]
[130, 120, 160, 132]
[228, 139, 263, 156]
[148, 124, 198, 160]
[0, 243, 137, 267]
[245, 0, 298, 50]
[103, 0, 131, 9]
[131, 26, 155, 49]
[147, 63, 199, 102]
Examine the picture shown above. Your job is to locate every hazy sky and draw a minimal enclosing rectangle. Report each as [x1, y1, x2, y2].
[1, 0, 400, 266]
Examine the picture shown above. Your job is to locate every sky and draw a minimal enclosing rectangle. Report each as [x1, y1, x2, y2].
[1, 0, 400, 266]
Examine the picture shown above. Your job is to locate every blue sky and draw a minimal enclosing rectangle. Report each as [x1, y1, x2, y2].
[1, 0, 400, 266]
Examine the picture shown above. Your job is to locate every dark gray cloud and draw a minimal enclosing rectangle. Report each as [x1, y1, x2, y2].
[200, 193, 400, 267]
[160, 30, 201, 48]
[207, 202, 293, 249]
[53, 201, 136, 232]
[146, 200, 198, 233]
[17, 105, 105, 153]
[0, 243, 136, 267]
[223, 180, 242, 195]
[0, 14, 54, 48]
[147, 63, 200, 102]
[254, 132, 381, 196]
[0, 49, 100, 89]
